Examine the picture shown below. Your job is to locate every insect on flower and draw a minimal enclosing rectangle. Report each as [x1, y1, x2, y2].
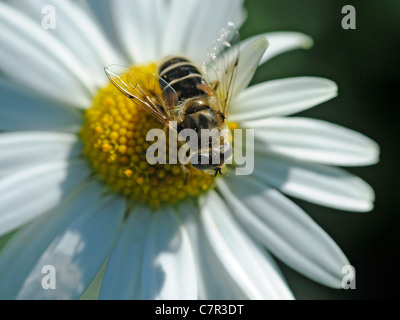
[105, 22, 240, 176]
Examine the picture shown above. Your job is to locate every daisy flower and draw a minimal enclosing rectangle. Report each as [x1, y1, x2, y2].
[0, 0, 379, 300]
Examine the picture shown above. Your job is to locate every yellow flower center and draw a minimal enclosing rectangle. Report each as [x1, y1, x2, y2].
[80, 63, 225, 208]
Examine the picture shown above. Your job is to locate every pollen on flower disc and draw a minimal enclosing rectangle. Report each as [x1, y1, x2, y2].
[80, 63, 216, 208]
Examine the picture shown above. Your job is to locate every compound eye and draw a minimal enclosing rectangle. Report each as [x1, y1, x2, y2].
[220, 143, 232, 163]
[190, 152, 213, 171]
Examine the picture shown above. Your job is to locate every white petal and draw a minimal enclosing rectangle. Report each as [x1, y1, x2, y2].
[233, 38, 269, 97]
[0, 2, 93, 107]
[253, 153, 375, 212]
[80, 0, 116, 46]
[241, 32, 314, 65]
[217, 175, 351, 288]
[0, 180, 104, 299]
[178, 201, 247, 300]
[0, 132, 82, 178]
[0, 80, 83, 132]
[111, 0, 169, 63]
[141, 207, 197, 300]
[73, 0, 89, 8]
[0, 160, 91, 236]
[200, 191, 294, 299]
[183, 0, 245, 64]
[242, 117, 380, 166]
[8, 0, 122, 87]
[230, 77, 337, 120]
[235, 7, 248, 27]
[100, 206, 152, 300]
[15, 187, 125, 300]
[160, 0, 202, 59]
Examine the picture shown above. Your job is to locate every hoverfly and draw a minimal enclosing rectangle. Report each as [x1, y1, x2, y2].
[105, 22, 239, 176]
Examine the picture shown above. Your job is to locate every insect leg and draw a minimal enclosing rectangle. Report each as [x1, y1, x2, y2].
[181, 165, 189, 185]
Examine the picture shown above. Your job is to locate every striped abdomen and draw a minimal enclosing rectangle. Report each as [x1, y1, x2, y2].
[158, 56, 207, 101]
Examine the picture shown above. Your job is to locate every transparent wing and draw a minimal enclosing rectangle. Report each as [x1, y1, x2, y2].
[202, 22, 240, 119]
[104, 64, 178, 129]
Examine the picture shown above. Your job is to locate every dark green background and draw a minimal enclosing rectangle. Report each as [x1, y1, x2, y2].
[240, 0, 399, 299]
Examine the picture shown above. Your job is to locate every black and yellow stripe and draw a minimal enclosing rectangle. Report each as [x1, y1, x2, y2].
[158, 57, 206, 101]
